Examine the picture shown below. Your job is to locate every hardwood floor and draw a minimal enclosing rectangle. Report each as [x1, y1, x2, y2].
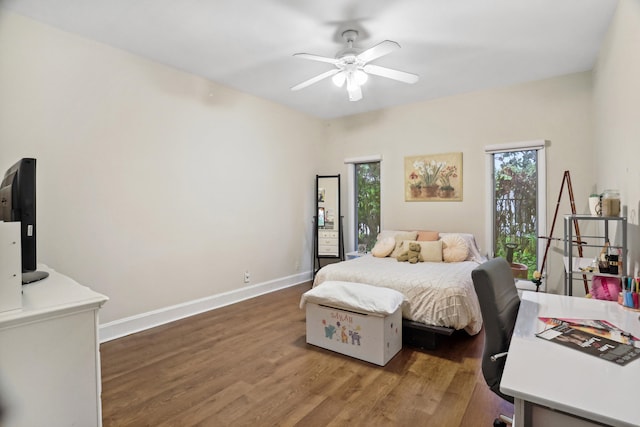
[101, 283, 512, 426]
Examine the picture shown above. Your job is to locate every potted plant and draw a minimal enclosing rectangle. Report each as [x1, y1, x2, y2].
[408, 171, 422, 197]
[437, 165, 457, 198]
[413, 159, 444, 197]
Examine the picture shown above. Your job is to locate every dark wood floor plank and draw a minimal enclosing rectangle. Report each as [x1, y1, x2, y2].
[101, 282, 513, 426]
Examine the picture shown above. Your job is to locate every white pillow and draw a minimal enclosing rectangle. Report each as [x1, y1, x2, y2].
[300, 281, 405, 315]
[417, 240, 443, 262]
[440, 232, 483, 261]
[385, 231, 419, 258]
[376, 230, 418, 241]
[371, 237, 396, 257]
[441, 234, 470, 262]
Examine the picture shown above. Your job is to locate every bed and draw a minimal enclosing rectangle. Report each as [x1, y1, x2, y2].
[312, 231, 486, 348]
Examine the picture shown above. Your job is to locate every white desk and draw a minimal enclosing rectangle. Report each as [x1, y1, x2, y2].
[501, 291, 640, 427]
[0, 266, 108, 427]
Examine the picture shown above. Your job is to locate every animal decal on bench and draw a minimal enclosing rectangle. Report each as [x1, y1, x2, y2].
[324, 324, 336, 339]
[349, 330, 361, 345]
[321, 317, 363, 346]
[341, 326, 348, 343]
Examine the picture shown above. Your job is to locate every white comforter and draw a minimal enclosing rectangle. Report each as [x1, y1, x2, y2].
[314, 255, 483, 335]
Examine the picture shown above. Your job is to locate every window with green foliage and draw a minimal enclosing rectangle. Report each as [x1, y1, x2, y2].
[355, 162, 380, 251]
[492, 150, 539, 279]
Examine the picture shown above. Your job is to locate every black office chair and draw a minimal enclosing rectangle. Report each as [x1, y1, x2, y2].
[471, 257, 521, 427]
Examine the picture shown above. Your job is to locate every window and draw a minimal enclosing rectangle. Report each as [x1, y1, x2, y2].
[345, 155, 381, 253]
[355, 162, 380, 251]
[485, 141, 546, 281]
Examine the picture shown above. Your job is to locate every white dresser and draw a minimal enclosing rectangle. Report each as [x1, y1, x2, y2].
[0, 222, 22, 313]
[0, 266, 108, 427]
[318, 229, 339, 256]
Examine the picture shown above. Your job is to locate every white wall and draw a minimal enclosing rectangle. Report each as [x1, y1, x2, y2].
[324, 72, 595, 295]
[593, 0, 640, 277]
[2, 5, 624, 327]
[0, 11, 325, 323]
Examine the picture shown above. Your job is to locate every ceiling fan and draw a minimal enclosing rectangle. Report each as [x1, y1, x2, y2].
[291, 30, 419, 102]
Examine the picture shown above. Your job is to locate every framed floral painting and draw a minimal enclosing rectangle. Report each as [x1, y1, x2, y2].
[405, 152, 463, 201]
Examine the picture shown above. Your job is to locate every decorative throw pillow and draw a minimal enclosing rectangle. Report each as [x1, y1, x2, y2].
[375, 230, 400, 242]
[371, 237, 396, 258]
[376, 230, 418, 242]
[416, 240, 443, 262]
[441, 233, 470, 262]
[440, 232, 483, 261]
[416, 230, 439, 241]
[388, 231, 419, 258]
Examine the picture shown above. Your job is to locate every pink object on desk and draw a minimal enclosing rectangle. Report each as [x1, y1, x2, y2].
[590, 276, 621, 301]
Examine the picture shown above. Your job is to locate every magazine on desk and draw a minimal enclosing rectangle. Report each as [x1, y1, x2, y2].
[539, 317, 639, 345]
[537, 318, 640, 366]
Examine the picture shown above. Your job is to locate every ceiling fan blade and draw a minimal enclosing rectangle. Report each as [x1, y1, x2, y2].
[363, 64, 419, 84]
[293, 53, 340, 64]
[291, 69, 340, 91]
[357, 40, 400, 63]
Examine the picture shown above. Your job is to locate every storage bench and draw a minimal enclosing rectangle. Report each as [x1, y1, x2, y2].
[300, 281, 403, 366]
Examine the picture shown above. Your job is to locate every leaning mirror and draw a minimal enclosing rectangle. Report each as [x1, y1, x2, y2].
[315, 175, 343, 273]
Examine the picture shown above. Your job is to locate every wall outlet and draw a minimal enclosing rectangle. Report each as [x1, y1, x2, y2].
[244, 271, 250, 283]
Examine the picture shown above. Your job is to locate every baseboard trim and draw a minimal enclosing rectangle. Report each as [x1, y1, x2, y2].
[99, 271, 312, 343]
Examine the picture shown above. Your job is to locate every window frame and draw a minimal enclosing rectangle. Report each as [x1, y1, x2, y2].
[484, 140, 547, 279]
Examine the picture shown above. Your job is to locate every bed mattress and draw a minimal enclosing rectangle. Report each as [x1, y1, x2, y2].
[314, 255, 483, 335]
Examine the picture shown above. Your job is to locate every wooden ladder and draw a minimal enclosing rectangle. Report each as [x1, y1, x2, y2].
[539, 170, 589, 293]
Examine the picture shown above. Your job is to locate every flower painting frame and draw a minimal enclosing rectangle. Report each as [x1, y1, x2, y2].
[405, 152, 463, 201]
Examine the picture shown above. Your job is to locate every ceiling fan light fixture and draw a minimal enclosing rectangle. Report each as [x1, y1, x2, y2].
[354, 69, 368, 86]
[332, 71, 346, 87]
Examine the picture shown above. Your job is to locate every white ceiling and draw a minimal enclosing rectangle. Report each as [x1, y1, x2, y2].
[1, 0, 619, 119]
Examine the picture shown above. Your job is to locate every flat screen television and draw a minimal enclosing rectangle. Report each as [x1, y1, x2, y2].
[0, 158, 48, 284]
